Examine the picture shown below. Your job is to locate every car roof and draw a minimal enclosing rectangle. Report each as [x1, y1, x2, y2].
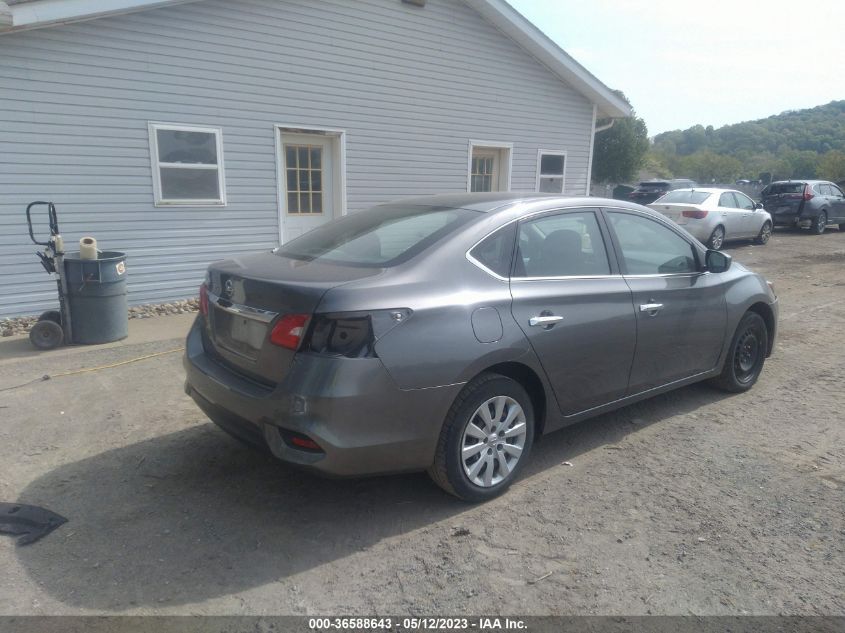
[385, 193, 651, 215]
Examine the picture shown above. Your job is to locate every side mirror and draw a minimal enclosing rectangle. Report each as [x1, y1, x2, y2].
[705, 250, 732, 273]
[755, 202, 765, 210]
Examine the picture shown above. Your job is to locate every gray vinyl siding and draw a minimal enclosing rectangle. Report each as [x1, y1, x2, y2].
[0, 0, 595, 318]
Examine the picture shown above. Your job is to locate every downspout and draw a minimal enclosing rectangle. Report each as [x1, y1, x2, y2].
[585, 105, 617, 196]
[594, 119, 615, 133]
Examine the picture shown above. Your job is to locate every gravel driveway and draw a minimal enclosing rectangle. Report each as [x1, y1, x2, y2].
[0, 228, 843, 616]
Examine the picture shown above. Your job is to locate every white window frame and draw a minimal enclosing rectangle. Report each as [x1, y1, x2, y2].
[535, 149, 567, 194]
[148, 122, 227, 207]
[467, 140, 513, 193]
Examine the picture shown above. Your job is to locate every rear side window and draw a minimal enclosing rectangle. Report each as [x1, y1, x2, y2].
[657, 190, 710, 204]
[515, 210, 610, 278]
[608, 212, 698, 275]
[469, 224, 516, 278]
[277, 204, 478, 267]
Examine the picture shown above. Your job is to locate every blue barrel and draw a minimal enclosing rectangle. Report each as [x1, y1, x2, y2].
[64, 251, 128, 344]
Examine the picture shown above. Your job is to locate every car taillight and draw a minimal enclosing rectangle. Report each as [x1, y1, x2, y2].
[682, 209, 708, 219]
[270, 314, 310, 350]
[803, 184, 814, 201]
[199, 283, 209, 316]
[302, 309, 412, 359]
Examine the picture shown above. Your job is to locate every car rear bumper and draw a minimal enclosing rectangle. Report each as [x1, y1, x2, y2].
[183, 316, 462, 477]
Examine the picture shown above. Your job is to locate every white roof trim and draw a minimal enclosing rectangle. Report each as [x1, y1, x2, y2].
[0, 0, 633, 120]
[0, 0, 198, 32]
[463, 0, 631, 120]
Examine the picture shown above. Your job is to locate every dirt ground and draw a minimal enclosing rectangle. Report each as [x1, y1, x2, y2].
[0, 228, 843, 617]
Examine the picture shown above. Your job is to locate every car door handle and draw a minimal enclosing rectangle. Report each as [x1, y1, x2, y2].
[639, 303, 664, 315]
[529, 315, 564, 327]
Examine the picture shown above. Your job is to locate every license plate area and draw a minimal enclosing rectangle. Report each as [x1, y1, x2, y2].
[211, 307, 269, 361]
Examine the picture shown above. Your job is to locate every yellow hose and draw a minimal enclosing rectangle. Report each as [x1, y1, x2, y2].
[0, 348, 182, 393]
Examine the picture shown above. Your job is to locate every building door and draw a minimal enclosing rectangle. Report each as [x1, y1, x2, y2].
[280, 132, 336, 242]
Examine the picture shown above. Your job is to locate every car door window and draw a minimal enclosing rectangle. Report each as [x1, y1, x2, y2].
[830, 184, 844, 197]
[718, 192, 739, 208]
[608, 212, 698, 275]
[515, 210, 610, 278]
[815, 184, 830, 196]
[734, 192, 755, 210]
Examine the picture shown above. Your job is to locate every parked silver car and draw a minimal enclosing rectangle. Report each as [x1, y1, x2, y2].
[184, 194, 778, 501]
[649, 188, 773, 250]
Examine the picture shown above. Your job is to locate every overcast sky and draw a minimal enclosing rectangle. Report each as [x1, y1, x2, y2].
[508, 0, 844, 135]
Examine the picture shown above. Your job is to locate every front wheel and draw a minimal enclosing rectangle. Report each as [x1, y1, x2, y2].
[707, 226, 725, 250]
[428, 374, 534, 502]
[710, 312, 768, 393]
[811, 211, 827, 235]
[755, 221, 772, 245]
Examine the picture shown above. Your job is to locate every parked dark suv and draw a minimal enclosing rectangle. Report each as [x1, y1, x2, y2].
[628, 179, 697, 205]
[761, 180, 845, 234]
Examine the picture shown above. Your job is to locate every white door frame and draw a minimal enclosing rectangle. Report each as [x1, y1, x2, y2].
[274, 124, 347, 244]
[467, 140, 513, 192]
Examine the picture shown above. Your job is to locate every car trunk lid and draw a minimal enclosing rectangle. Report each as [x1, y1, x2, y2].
[204, 251, 379, 385]
[650, 203, 703, 225]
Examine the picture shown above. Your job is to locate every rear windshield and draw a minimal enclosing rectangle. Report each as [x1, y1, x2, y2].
[764, 183, 805, 195]
[655, 190, 711, 204]
[638, 182, 670, 190]
[276, 204, 479, 267]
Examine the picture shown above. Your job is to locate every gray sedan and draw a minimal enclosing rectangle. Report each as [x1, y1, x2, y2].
[184, 194, 778, 501]
[648, 188, 773, 250]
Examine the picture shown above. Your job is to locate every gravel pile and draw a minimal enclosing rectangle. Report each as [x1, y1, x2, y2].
[1, 297, 200, 337]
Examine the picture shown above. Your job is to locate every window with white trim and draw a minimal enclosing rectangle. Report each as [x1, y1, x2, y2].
[468, 142, 511, 193]
[149, 123, 226, 206]
[536, 151, 566, 193]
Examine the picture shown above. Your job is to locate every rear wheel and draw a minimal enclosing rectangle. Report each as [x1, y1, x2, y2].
[811, 211, 827, 235]
[29, 319, 64, 350]
[710, 312, 768, 393]
[755, 221, 772, 245]
[428, 374, 534, 502]
[707, 226, 725, 250]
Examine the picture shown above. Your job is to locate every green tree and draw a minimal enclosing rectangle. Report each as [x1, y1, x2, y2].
[591, 94, 650, 183]
[818, 150, 845, 183]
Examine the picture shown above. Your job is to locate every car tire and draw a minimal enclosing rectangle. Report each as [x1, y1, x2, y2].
[811, 211, 827, 235]
[707, 226, 725, 250]
[754, 221, 772, 245]
[428, 373, 534, 502]
[29, 319, 64, 350]
[710, 312, 768, 393]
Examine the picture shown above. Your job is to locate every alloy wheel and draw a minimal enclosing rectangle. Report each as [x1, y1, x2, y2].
[461, 396, 527, 487]
[709, 227, 725, 250]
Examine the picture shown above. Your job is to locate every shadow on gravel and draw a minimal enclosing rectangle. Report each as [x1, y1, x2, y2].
[16, 382, 733, 610]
